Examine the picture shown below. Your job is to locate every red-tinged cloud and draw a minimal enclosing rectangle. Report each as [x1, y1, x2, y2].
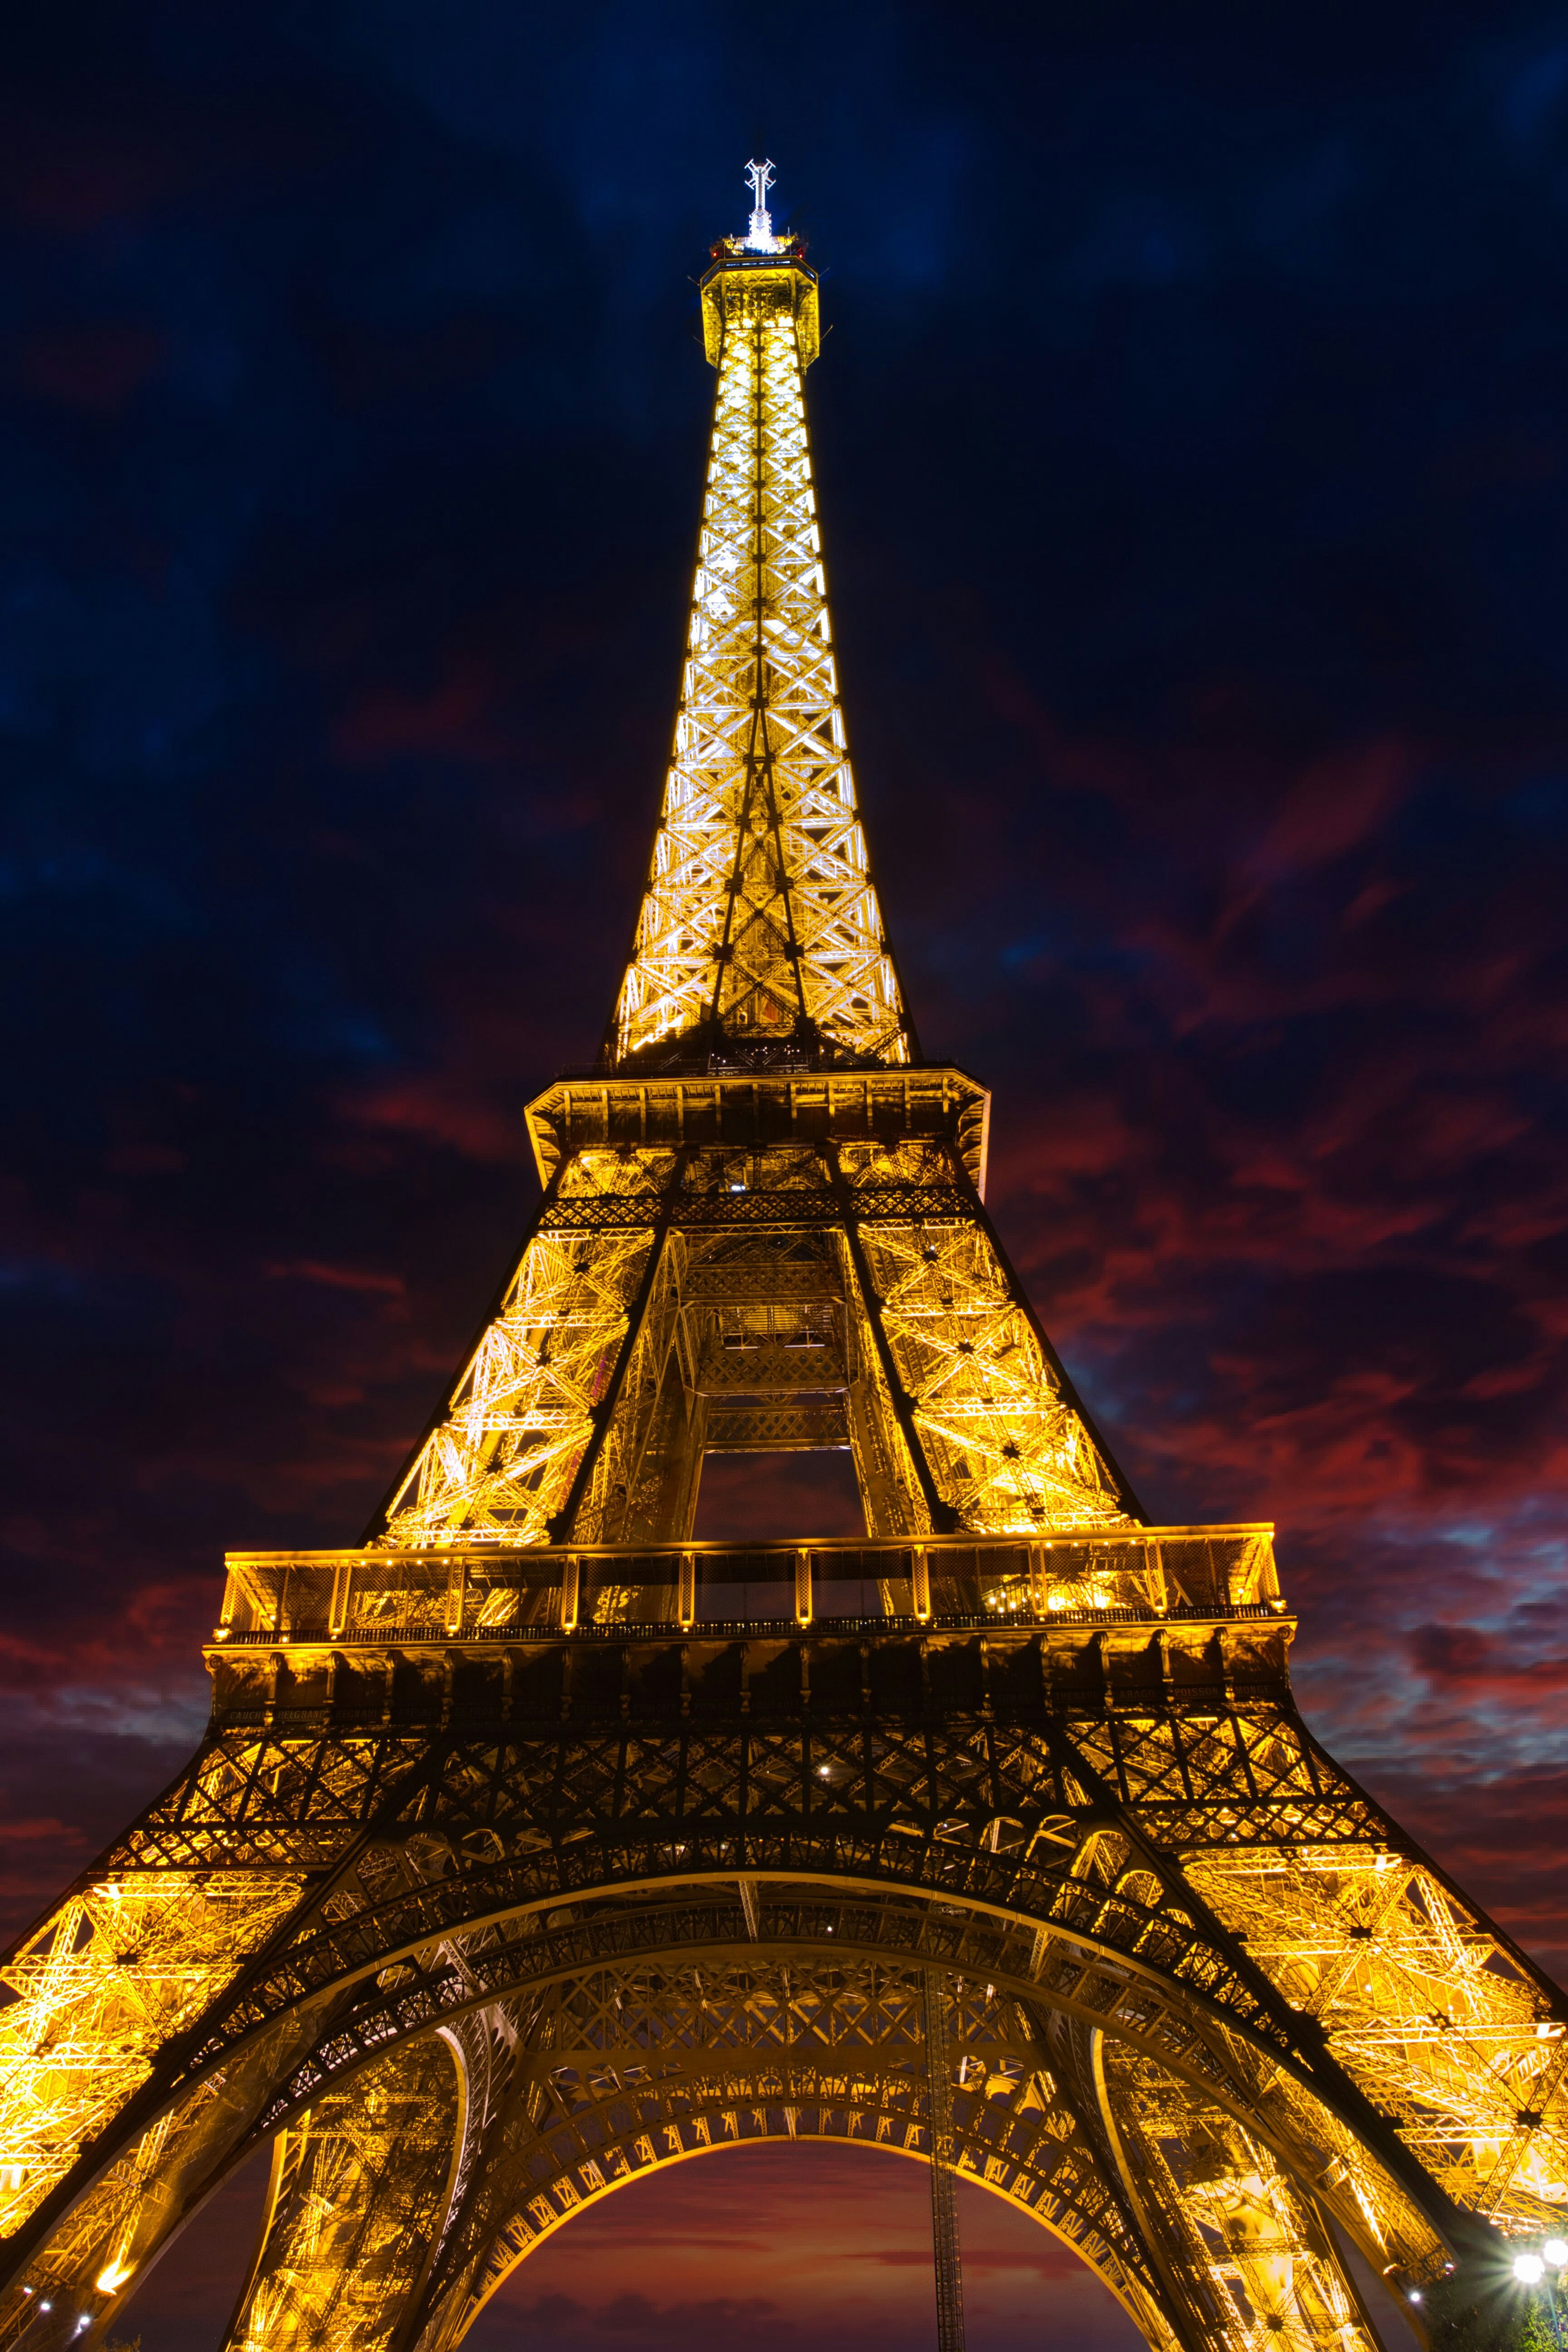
[899, 696, 1568, 1981]
[858, 2245, 1088, 2275]
[1407, 1621, 1568, 1698]
[264, 1258, 407, 1298]
[114, 2140, 1152, 2352]
[334, 656, 508, 768]
[460, 2149, 1146, 2352]
[1238, 739, 1416, 886]
[345, 1073, 533, 1162]
[0, 1817, 94, 1935]
[6, 35, 1568, 2348]
[21, 322, 166, 411]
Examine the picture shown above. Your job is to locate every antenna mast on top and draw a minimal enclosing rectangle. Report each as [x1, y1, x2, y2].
[742, 156, 782, 252]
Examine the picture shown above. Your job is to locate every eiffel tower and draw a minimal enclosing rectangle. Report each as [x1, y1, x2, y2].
[3, 163, 1565, 2352]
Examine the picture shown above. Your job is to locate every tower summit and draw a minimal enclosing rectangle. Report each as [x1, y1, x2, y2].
[1, 168, 1564, 2352]
[742, 156, 782, 252]
[367, 161, 1136, 1557]
[613, 158, 906, 1070]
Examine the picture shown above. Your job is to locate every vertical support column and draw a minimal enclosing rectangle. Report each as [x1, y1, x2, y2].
[678, 1550, 696, 1630]
[828, 1146, 953, 1536]
[444, 1556, 467, 1637]
[923, 1968, 966, 2352]
[1092, 2026, 1385, 2352]
[549, 1152, 689, 1545]
[559, 1557, 580, 1634]
[911, 1546, 931, 1623]
[220, 2034, 464, 2352]
[794, 1548, 813, 1627]
[329, 1558, 354, 1639]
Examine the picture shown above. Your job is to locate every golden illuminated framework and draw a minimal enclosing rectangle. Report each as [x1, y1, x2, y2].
[612, 222, 905, 1067]
[1, 165, 1564, 2352]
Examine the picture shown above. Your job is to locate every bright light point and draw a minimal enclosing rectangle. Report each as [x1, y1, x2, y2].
[741, 157, 785, 253]
[1515, 2254, 1545, 2284]
[1545, 2240, 1568, 2265]
[1408, 2293, 1422, 2305]
[95, 2264, 133, 2294]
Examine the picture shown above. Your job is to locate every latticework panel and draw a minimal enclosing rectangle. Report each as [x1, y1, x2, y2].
[1186, 1845, 1568, 2237]
[565, 1224, 688, 1546]
[11, 185, 1568, 2352]
[614, 266, 906, 1066]
[0, 1872, 299, 2246]
[381, 1151, 677, 1547]
[841, 1140, 1129, 1532]
[398, 1964, 1177, 2352]
[1052, 1705, 1568, 2251]
[227, 2032, 459, 2352]
[1100, 2036, 1383, 2352]
[0, 1722, 1535, 2349]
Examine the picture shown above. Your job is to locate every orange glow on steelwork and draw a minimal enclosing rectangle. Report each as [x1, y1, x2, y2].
[0, 164, 1563, 2352]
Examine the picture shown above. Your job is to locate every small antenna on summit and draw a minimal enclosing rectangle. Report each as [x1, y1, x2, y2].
[742, 158, 782, 252]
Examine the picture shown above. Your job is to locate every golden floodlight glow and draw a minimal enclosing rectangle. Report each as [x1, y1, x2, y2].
[613, 233, 905, 1067]
[0, 163, 1563, 2352]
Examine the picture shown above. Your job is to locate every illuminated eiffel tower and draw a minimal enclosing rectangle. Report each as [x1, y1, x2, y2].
[2, 163, 1565, 2352]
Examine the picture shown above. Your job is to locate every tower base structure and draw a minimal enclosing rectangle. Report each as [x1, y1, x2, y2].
[1, 1521, 1564, 2352]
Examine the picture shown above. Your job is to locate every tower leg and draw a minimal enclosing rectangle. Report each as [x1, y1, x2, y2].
[924, 1969, 967, 2352]
[1088, 2028, 1391, 2352]
[220, 2030, 461, 2352]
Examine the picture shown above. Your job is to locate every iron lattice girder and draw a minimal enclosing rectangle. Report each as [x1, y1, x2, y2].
[438, 1988, 1167, 2350]
[214, 1969, 1397, 2352]
[215, 1521, 1276, 1644]
[223, 2028, 461, 2352]
[522, 1071, 991, 1195]
[224, 1967, 1185, 2352]
[3, 1617, 1566, 2352]
[0, 1861, 1452, 2352]
[372, 1976, 1385, 2352]
[7, 1597, 1566, 2339]
[372, 1129, 1134, 1550]
[1082, 2022, 1397, 2352]
[615, 259, 907, 1067]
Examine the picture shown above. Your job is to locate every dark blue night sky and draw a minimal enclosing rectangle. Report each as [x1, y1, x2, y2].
[4, 4, 1568, 2343]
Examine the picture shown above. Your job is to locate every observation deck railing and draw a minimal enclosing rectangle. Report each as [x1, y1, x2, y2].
[214, 1525, 1282, 1649]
